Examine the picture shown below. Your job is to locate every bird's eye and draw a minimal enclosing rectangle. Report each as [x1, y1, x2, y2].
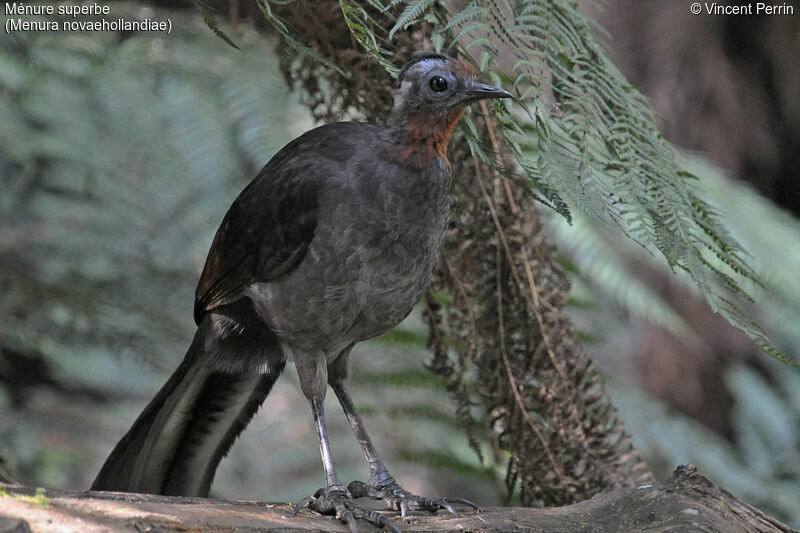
[429, 76, 448, 92]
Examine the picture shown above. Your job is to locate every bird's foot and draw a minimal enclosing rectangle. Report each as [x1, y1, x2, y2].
[293, 484, 401, 533]
[347, 479, 478, 518]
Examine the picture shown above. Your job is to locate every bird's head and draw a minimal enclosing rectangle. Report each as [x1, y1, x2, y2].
[392, 51, 513, 117]
[390, 52, 512, 168]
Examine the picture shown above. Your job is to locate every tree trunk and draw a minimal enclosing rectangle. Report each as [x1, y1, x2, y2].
[1, 466, 795, 532]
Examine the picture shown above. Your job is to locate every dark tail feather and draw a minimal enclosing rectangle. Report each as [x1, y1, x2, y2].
[161, 361, 285, 496]
[91, 325, 284, 496]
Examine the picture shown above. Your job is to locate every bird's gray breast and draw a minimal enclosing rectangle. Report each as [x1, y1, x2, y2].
[343, 159, 451, 338]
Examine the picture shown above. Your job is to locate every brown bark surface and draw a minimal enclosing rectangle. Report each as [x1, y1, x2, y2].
[1, 466, 795, 532]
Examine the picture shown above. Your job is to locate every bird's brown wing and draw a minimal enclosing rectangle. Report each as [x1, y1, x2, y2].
[193, 122, 369, 324]
[193, 147, 320, 324]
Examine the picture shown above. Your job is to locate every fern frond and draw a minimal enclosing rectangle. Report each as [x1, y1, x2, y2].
[257, 0, 345, 76]
[340, 0, 398, 75]
[389, 0, 436, 38]
[415, 0, 790, 362]
[185, 0, 240, 49]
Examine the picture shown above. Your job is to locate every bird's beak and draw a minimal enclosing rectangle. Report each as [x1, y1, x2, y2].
[464, 81, 514, 102]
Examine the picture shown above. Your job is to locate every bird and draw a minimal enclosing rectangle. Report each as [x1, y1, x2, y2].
[91, 51, 512, 531]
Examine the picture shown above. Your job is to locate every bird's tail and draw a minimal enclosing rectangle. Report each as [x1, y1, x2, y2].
[91, 322, 284, 496]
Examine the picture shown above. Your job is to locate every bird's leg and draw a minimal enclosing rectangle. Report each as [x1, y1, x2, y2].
[310, 395, 345, 493]
[293, 354, 399, 533]
[331, 379, 477, 518]
[331, 380, 393, 488]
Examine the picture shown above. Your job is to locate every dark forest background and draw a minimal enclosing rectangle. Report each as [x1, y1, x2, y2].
[1, 0, 799, 527]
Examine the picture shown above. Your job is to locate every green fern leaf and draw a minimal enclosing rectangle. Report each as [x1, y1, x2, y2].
[389, 0, 436, 38]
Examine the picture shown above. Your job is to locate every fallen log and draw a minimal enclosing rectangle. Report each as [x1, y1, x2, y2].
[0, 465, 795, 532]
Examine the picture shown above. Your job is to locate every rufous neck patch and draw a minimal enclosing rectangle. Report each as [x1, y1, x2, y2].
[397, 109, 464, 169]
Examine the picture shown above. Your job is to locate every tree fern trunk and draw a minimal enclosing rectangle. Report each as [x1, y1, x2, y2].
[268, 0, 653, 506]
[425, 111, 653, 505]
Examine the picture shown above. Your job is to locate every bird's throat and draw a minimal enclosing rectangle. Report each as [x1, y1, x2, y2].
[396, 109, 464, 169]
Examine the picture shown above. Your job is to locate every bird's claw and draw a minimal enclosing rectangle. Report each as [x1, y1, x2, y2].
[347, 479, 478, 517]
[378, 514, 402, 533]
[296, 485, 400, 532]
[291, 495, 317, 517]
[445, 496, 479, 510]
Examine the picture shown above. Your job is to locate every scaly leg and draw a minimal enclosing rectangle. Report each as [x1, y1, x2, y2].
[292, 353, 400, 533]
[331, 378, 477, 518]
